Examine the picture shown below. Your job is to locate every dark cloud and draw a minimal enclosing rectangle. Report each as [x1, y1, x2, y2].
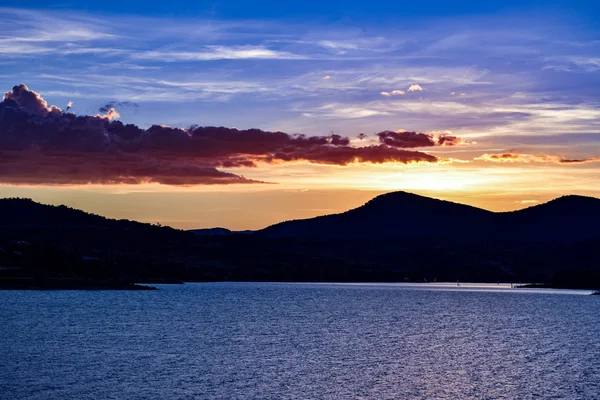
[437, 134, 465, 146]
[558, 157, 600, 164]
[475, 153, 600, 164]
[0, 84, 441, 186]
[266, 145, 437, 165]
[98, 100, 139, 113]
[377, 131, 436, 148]
[0, 152, 262, 185]
[376, 130, 468, 148]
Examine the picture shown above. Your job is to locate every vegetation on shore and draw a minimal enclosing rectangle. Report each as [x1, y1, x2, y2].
[1, 194, 600, 290]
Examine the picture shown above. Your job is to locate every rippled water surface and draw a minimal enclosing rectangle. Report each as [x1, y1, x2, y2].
[2, 283, 599, 399]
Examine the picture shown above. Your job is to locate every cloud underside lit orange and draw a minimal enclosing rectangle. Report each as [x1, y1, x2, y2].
[1, 84, 597, 186]
[476, 153, 600, 164]
[0, 84, 447, 185]
[0, 149, 440, 186]
[0, 152, 264, 185]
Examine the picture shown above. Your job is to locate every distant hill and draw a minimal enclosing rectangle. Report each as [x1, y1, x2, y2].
[0, 198, 179, 233]
[0, 198, 203, 288]
[258, 192, 600, 242]
[189, 227, 254, 236]
[501, 195, 600, 242]
[0, 197, 197, 252]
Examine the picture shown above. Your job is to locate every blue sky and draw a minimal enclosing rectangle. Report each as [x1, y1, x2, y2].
[1, 1, 599, 228]
[2, 2, 600, 139]
[3, 0, 600, 19]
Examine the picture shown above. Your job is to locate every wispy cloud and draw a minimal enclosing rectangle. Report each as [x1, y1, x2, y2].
[475, 153, 600, 164]
[517, 199, 540, 204]
[0, 7, 118, 59]
[132, 46, 309, 61]
[543, 56, 600, 72]
[380, 90, 405, 96]
[302, 104, 390, 119]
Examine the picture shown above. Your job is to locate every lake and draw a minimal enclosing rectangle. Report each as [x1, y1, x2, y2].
[1, 282, 599, 399]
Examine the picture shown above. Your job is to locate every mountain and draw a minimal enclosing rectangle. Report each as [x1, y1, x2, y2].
[0, 198, 181, 233]
[0, 198, 203, 288]
[1, 193, 599, 289]
[258, 192, 600, 242]
[0, 197, 200, 254]
[258, 191, 494, 239]
[501, 195, 600, 242]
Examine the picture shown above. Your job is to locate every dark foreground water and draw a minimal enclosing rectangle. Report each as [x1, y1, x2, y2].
[1, 283, 599, 400]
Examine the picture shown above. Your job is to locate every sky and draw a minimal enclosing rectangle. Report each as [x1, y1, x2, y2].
[0, 1, 599, 229]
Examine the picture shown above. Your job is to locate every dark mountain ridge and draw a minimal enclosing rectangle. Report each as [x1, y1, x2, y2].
[5, 192, 598, 242]
[258, 192, 600, 242]
[0, 198, 180, 233]
[189, 227, 254, 236]
[500, 195, 600, 241]
[0, 197, 197, 248]
[1, 192, 599, 289]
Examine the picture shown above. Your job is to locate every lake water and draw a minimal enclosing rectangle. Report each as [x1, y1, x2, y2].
[1, 282, 599, 399]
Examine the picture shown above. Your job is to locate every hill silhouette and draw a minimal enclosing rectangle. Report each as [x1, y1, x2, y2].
[189, 227, 254, 236]
[0, 197, 200, 257]
[1, 192, 599, 289]
[259, 191, 494, 239]
[0, 198, 181, 233]
[501, 195, 600, 241]
[0, 198, 200, 289]
[258, 192, 600, 242]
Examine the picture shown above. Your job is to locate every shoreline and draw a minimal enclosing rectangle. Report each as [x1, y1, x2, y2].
[0, 277, 156, 290]
[2, 279, 598, 292]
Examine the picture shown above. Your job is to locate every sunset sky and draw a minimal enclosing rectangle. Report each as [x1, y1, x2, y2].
[1, 1, 599, 229]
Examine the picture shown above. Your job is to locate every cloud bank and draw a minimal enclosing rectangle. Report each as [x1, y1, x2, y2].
[0, 84, 442, 185]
